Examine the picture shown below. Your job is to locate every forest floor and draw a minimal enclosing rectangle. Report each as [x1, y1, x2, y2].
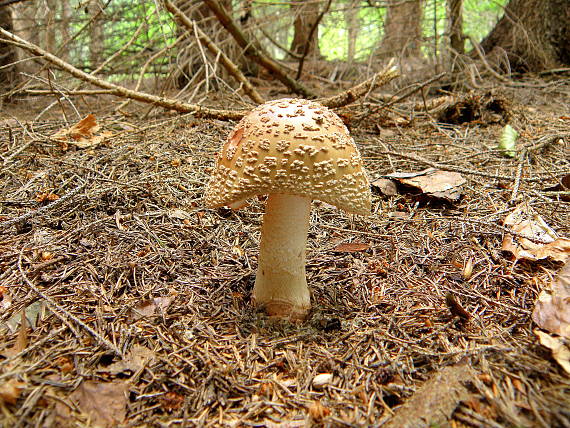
[1, 76, 569, 427]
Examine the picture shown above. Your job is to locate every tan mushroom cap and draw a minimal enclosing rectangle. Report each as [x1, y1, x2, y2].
[204, 98, 371, 215]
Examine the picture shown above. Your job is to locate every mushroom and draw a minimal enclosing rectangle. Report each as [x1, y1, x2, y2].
[204, 98, 371, 320]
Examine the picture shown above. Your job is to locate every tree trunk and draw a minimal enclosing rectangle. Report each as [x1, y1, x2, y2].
[45, 0, 57, 53]
[0, 5, 19, 91]
[479, 0, 570, 72]
[290, 0, 321, 58]
[447, 0, 464, 55]
[89, 0, 104, 70]
[378, 0, 424, 58]
[61, 0, 72, 62]
[345, 0, 360, 64]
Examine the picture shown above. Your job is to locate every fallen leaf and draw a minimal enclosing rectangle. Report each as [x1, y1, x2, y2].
[129, 295, 174, 321]
[69, 380, 128, 427]
[384, 363, 474, 428]
[532, 260, 570, 338]
[543, 174, 570, 201]
[502, 204, 570, 262]
[371, 178, 398, 196]
[332, 242, 370, 253]
[159, 391, 185, 412]
[535, 330, 570, 374]
[498, 124, 518, 158]
[5, 301, 46, 334]
[308, 401, 331, 421]
[385, 168, 466, 201]
[51, 114, 112, 149]
[168, 208, 193, 220]
[0, 285, 11, 310]
[102, 344, 155, 375]
[0, 379, 26, 405]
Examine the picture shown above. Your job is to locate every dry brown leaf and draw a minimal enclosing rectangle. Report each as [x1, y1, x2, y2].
[159, 391, 185, 412]
[51, 114, 111, 149]
[0, 379, 26, 405]
[308, 400, 331, 421]
[102, 344, 155, 375]
[385, 168, 467, 201]
[69, 380, 128, 427]
[502, 204, 570, 262]
[535, 330, 570, 374]
[129, 295, 174, 321]
[532, 260, 570, 338]
[371, 178, 398, 196]
[384, 363, 474, 428]
[332, 242, 370, 253]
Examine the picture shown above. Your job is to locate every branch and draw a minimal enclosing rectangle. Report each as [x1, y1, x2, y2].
[318, 59, 399, 108]
[201, 0, 315, 98]
[164, 0, 264, 104]
[295, 0, 332, 80]
[0, 27, 245, 120]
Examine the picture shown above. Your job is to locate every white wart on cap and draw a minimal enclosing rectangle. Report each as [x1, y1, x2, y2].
[205, 98, 371, 320]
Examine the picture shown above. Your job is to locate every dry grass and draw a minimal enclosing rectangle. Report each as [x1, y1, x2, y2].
[1, 83, 569, 427]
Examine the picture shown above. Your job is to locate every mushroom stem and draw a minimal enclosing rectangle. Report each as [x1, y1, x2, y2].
[253, 193, 312, 320]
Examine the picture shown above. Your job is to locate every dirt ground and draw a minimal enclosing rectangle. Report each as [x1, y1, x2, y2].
[1, 78, 569, 427]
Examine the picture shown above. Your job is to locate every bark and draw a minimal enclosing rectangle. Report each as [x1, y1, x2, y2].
[479, 0, 570, 72]
[44, 0, 57, 53]
[447, 0, 464, 55]
[290, 0, 321, 58]
[345, 0, 360, 64]
[61, 0, 72, 62]
[378, 0, 424, 58]
[0, 5, 19, 90]
[88, 0, 104, 69]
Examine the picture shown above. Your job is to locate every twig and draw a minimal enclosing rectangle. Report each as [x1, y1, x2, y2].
[509, 149, 527, 205]
[0, 180, 86, 231]
[164, 0, 264, 104]
[377, 72, 446, 111]
[201, 0, 315, 98]
[0, 27, 245, 120]
[370, 144, 570, 183]
[319, 60, 399, 108]
[17, 249, 123, 357]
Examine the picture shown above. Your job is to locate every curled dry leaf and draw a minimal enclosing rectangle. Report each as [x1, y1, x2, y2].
[51, 114, 112, 149]
[502, 204, 570, 262]
[532, 260, 570, 338]
[535, 330, 570, 375]
[384, 168, 466, 202]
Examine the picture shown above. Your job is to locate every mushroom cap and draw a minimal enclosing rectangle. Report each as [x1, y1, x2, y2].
[204, 98, 371, 215]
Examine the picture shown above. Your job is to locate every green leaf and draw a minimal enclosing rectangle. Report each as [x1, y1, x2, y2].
[498, 124, 518, 158]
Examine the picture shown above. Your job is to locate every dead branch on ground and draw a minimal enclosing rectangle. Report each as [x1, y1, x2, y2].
[318, 59, 399, 108]
[1, 27, 401, 119]
[0, 27, 245, 120]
